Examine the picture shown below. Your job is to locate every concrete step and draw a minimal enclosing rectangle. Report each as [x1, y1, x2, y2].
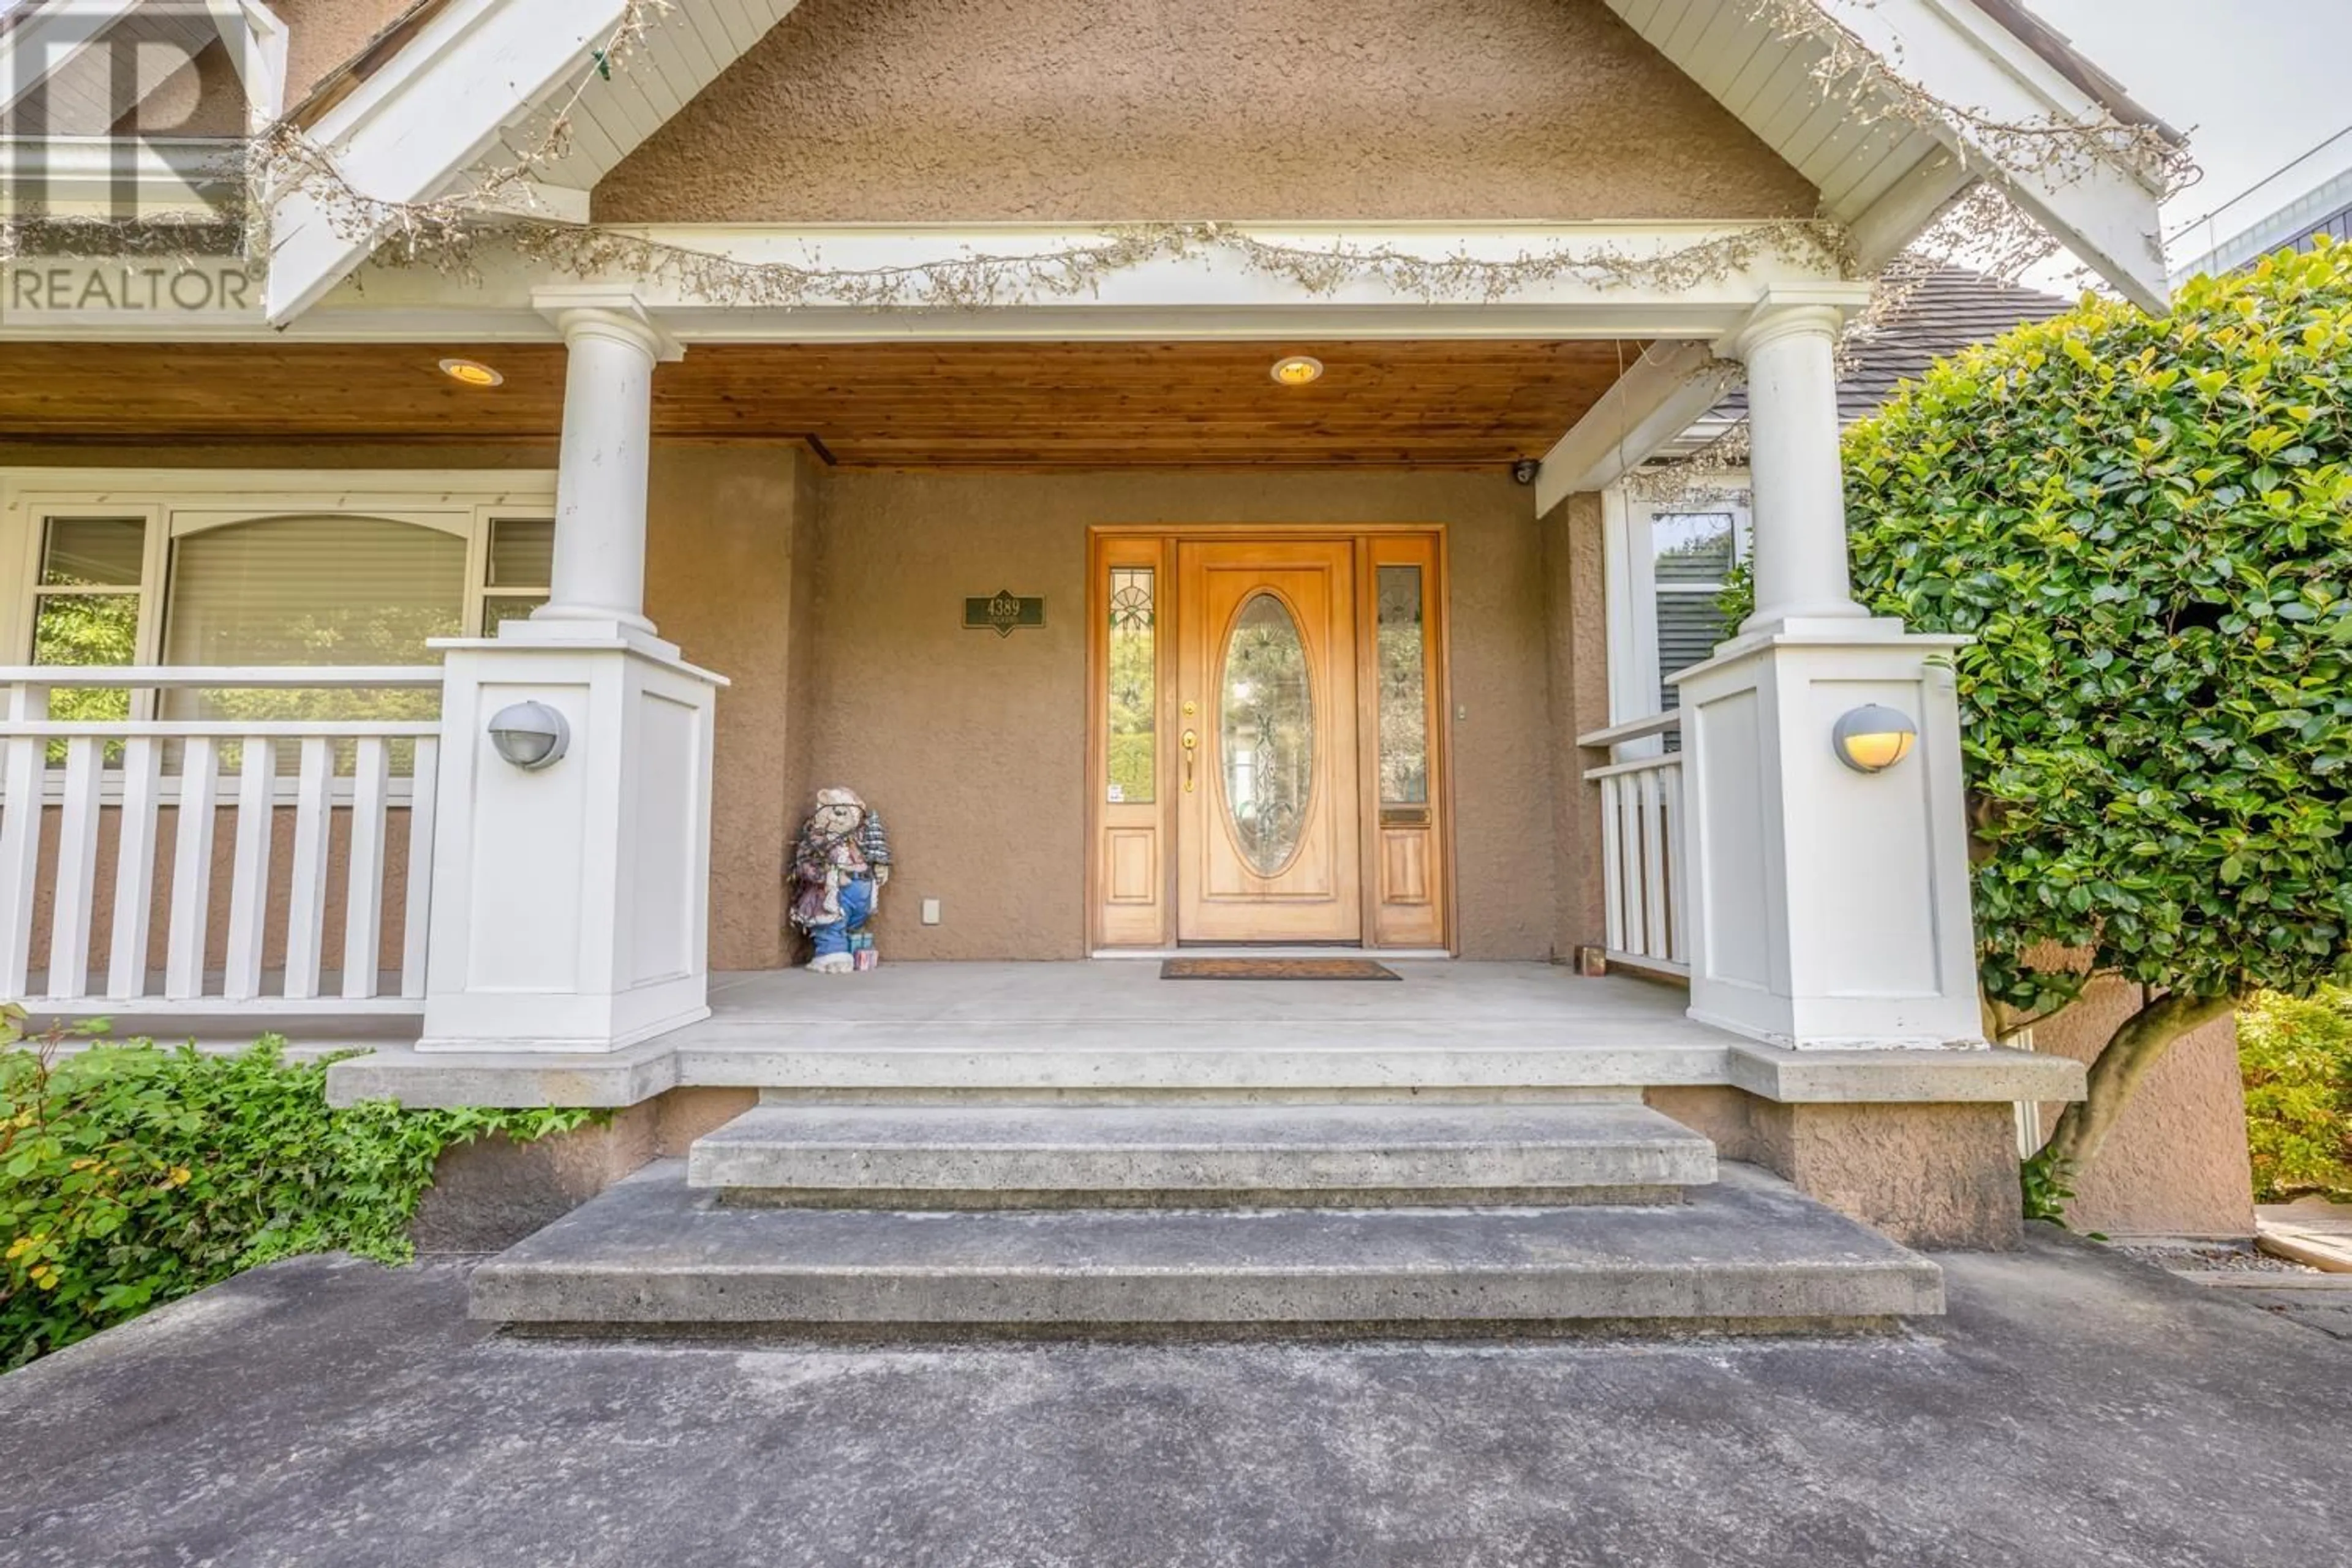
[469, 1161, 1943, 1335]
[687, 1102, 1717, 1207]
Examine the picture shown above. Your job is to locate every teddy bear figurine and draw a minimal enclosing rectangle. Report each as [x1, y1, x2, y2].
[788, 787, 892, 974]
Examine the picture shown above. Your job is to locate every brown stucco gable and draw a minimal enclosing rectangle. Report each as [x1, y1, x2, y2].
[592, 0, 1821, 224]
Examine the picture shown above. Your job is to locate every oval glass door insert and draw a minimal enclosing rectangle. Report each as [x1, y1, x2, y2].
[1219, 592, 1314, 874]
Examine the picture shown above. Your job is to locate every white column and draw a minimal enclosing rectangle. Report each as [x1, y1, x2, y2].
[526, 305, 673, 643]
[1732, 301, 1868, 633]
[417, 293, 726, 1054]
[1665, 290, 1985, 1052]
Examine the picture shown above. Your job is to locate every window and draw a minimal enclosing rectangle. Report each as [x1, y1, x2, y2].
[14, 487, 554, 679]
[1106, 565, 1155, 804]
[1375, 564, 1429, 809]
[480, 517, 554, 635]
[7, 475, 557, 769]
[1649, 511, 1742, 715]
[1605, 488, 1752, 748]
[31, 517, 146, 727]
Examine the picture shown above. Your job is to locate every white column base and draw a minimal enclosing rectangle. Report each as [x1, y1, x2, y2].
[1673, 620, 1985, 1052]
[417, 636, 729, 1054]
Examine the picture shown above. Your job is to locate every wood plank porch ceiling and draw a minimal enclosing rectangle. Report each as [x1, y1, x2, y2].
[1, 339, 1637, 469]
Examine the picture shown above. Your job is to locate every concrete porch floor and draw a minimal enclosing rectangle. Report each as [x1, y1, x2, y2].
[319, 962, 2081, 1110]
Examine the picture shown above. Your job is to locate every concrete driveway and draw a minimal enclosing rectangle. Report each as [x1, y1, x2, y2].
[1, 1229, 2343, 1567]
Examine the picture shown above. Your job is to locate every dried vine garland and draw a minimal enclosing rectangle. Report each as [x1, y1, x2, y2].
[223, 0, 2191, 313]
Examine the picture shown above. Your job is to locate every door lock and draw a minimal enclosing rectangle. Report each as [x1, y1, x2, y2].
[1182, 728, 1199, 792]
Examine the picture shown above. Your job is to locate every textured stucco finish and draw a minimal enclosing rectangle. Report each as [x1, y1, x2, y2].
[1649, 1087, 2023, 1250]
[594, 0, 1819, 224]
[276, 0, 421, 110]
[796, 470, 1558, 961]
[2032, 974, 2256, 1240]
[643, 442, 816, 972]
[407, 1085, 758, 1253]
[1540, 495, 1611, 959]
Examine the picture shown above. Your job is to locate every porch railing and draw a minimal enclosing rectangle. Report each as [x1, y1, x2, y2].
[0, 668, 445, 1014]
[1578, 710, 1689, 979]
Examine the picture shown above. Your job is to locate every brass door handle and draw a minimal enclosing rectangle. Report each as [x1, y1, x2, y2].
[1182, 728, 1198, 792]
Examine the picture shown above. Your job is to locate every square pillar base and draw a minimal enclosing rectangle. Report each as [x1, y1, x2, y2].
[1674, 620, 1983, 1051]
[417, 636, 728, 1054]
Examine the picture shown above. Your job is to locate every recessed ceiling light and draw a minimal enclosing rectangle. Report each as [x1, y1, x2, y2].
[1270, 355, 1324, 387]
[439, 357, 504, 388]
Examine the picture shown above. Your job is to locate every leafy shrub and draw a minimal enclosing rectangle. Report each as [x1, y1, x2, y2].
[0, 1006, 598, 1368]
[2238, 987, 2352, 1201]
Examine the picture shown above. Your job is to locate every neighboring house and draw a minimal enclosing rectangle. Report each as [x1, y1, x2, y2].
[0, 0, 2192, 1332]
[2171, 138, 2352, 285]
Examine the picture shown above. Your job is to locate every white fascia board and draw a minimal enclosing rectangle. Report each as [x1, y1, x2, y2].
[263, 0, 638, 326]
[1819, 0, 2171, 309]
[0, 0, 144, 116]
[1533, 341, 1735, 513]
[6, 221, 1857, 342]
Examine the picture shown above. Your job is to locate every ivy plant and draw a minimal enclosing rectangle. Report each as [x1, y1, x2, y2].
[1732, 239, 2352, 1180]
[0, 1005, 600, 1368]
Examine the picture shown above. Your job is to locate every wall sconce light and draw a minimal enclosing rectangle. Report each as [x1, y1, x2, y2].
[1833, 704, 1918, 774]
[488, 700, 570, 771]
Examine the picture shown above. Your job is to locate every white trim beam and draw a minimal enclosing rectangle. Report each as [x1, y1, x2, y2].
[1534, 341, 1735, 513]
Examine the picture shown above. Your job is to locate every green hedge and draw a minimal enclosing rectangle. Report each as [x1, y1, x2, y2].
[0, 1006, 598, 1369]
[2239, 987, 2352, 1202]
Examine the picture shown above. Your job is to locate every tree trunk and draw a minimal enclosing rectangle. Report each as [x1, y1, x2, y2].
[2040, 990, 2240, 1175]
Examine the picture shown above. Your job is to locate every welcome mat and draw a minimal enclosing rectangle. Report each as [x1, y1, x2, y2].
[1161, 957, 1402, 981]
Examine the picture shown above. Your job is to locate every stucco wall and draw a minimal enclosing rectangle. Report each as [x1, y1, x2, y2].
[276, 0, 422, 110]
[1648, 1086, 2024, 1250]
[795, 470, 1558, 962]
[643, 442, 815, 971]
[1540, 495, 1611, 959]
[2033, 975, 2255, 1240]
[594, 0, 1819, 224]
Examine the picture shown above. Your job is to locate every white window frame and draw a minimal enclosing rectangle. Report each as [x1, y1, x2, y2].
[1, 469, 560, 676]
[1602, 475, 1752, 752]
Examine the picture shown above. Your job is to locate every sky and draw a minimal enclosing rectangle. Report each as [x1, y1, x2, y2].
[2026, 0, 2352, 274]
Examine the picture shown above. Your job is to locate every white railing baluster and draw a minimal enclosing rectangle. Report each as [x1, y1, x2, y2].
[1580, 710, 1691, 981]
[45, 736, 104, 1000]
[1663, 765, 1687, 965]
[400, 735, 440, 1001]
[223, 736, 279, 1003]
[1597, 774, 1624, 955]
[165, 736, 220, 1001]
[0, 666, 442, 1016]
[108, 736, 164, 1001]
[283, 736, 334, 1001]
[342, 737, 390, 1001]
[0, 682, 48, 998]
[1638, 767, 1670, 963]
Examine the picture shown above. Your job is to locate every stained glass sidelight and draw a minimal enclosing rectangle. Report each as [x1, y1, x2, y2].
[1376, 565, 1428, 806]
[1107, 567, 1155, 804]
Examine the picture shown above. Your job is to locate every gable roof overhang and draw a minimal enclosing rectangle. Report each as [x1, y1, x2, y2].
[257, 0, 2171, 323]
[1, 0, 288, 130]
[1598, 0, 2177, 309]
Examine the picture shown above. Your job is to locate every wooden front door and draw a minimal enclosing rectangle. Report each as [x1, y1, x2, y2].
[1174, 540, 1362, 942]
